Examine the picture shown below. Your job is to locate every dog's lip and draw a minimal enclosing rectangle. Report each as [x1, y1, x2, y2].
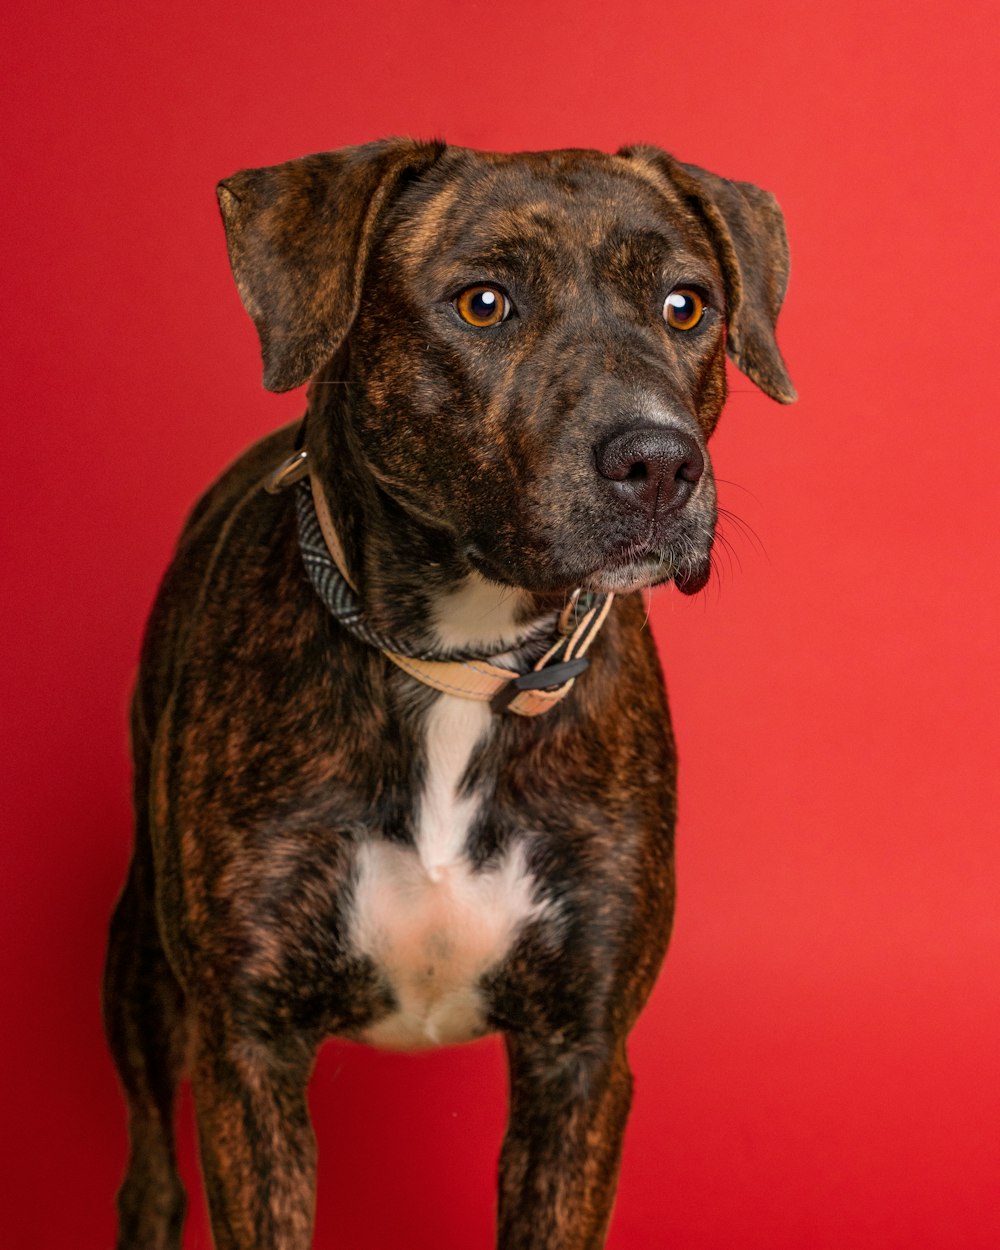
[587, 555, 712, 596]
[672, 560, 712, 595]
[584, 551, 677, 595]
[465, 539, 712, 597]
[583, 530, 677, 591]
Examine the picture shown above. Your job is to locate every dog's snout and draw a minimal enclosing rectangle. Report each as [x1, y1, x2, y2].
[595, 427, 704, 514]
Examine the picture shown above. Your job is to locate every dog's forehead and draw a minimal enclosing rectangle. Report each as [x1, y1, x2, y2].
[392, 148, 710, 277]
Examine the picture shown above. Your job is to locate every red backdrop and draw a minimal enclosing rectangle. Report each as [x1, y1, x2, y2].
[3, 2, 998, 1247]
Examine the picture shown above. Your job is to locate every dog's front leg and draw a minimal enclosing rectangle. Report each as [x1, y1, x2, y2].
[191, 1018, 317, 1250]
[499, 1034, 633, 1250]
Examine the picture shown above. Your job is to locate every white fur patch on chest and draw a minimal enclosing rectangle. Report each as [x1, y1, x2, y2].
[350, 695, 549, 1050]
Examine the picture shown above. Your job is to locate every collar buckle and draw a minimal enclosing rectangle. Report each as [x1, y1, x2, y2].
[489, 656, 591, 714]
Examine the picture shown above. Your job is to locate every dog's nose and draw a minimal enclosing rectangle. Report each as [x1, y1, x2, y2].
[595, 427, 704, 514]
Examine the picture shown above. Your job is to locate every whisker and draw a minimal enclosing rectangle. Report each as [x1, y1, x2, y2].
[713, 530, 741, 579]
[714, 477, 763, 505]
[717, 507, 768, 561]
[707, 549, 726, 606]
[640, 588, 653, 632]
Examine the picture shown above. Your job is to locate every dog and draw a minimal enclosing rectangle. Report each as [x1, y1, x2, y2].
[103, 139, 794, 1250]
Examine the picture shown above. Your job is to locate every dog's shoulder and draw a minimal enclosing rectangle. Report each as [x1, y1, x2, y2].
[134, 423, 302, 747]
[178, 422, 299, 556]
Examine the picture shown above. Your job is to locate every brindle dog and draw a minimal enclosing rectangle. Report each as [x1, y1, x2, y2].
[104, 139, 794, 1250]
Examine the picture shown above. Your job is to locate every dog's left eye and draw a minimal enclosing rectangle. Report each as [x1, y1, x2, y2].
[663, 288, 705, 331]
[454, 285, 511, 328]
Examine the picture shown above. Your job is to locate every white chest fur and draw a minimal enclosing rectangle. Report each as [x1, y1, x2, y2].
[350, 695, 548, 1050]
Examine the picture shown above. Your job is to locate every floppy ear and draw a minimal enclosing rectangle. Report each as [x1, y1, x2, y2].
[619, 145, 797, 404]
[217, 138, 445, 392]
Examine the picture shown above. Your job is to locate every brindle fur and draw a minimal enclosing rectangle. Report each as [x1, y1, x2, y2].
[104, 139, 793, 1249]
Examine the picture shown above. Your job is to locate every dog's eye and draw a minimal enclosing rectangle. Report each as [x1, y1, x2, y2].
[663, 289, 704, 332]
[455, 285, 510, 328]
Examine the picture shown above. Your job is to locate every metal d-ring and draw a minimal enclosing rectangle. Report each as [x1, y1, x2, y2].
[264, 449, 309, 494]
[558, 588, 584, 635]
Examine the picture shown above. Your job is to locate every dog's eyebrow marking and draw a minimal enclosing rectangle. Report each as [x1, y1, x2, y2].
[599, 226, 679, 254]
[595, 229, 705, 274]
[432, 233, 564, 286]
[400, 178, 468, 261]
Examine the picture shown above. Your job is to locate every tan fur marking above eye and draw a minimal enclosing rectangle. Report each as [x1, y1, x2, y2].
[401, 180, 466, 263]
[614, 152, 684, 208]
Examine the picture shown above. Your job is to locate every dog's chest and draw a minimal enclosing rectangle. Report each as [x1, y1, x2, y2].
[349, 696, 549, 1050]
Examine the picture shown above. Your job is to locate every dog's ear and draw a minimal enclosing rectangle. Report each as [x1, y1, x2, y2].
[619, 145, 796, 404]
[217, 139, 445, 392]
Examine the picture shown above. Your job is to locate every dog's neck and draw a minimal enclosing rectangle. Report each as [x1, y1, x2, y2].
[303, 366, 557, 661]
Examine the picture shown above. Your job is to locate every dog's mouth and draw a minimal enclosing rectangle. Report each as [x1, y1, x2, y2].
[567, 501, 716, 596]
[461, 472, 718, 599]
[466, 534, 713, 598]
[582, 543, 713, 597]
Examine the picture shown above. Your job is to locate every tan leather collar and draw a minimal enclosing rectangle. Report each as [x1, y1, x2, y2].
[383, 594, 613, 716]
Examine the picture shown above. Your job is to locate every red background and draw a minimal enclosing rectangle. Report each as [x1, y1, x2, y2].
[3, 2, 998, 1247]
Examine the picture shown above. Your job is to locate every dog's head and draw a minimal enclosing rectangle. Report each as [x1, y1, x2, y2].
[218, 140, 794, 598]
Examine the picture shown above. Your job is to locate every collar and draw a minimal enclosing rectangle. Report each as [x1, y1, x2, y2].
[265, 448, 613, 717]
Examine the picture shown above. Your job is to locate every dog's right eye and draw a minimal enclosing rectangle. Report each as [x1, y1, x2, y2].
[454, 285, 511, 328]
